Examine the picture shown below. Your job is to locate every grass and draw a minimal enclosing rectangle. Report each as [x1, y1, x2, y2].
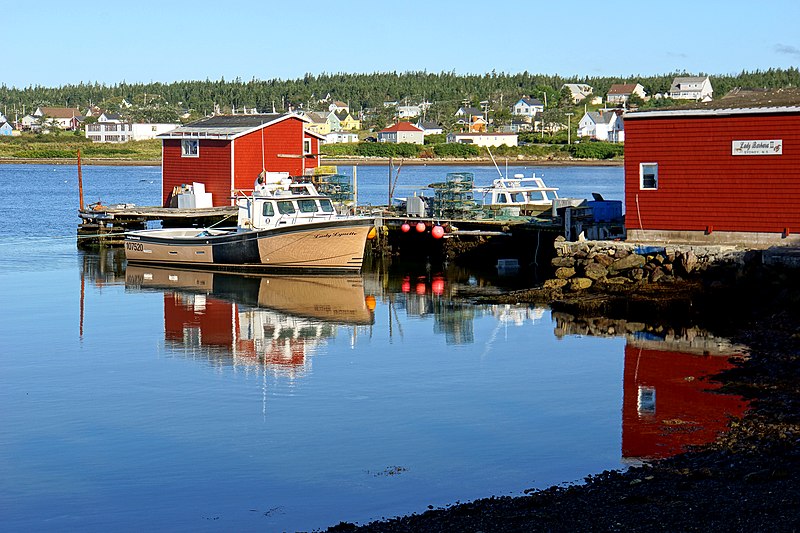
[0, 133, 161, 161]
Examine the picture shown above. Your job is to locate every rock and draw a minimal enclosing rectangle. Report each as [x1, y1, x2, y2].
[594, 254, 615, 267]
[584, 262, 608, 281]
[551, 256, 576, 268]
[650, 267, 667, 283]
[569, 277, 593, 291]
[680, 250, 698, 274]
[608, 253, 646, 275]
[603, 276, 631, 285]
[554, 267, 576, 279]
[543, 278, 569, 290]
[631, 268, 645, 281]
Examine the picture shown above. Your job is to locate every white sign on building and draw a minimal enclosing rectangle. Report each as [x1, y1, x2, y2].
[732, 140, 782, 155]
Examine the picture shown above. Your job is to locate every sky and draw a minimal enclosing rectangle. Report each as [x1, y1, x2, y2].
[5, 0, 800, 88]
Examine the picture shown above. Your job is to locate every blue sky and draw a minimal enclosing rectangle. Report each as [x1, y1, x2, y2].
[5, 0, 799, 88]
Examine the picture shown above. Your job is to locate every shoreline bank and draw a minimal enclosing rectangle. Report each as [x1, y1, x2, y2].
[0, 156, 623, 167]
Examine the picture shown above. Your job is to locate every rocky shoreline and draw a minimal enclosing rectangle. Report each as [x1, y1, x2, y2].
[327, 259, 800, 532]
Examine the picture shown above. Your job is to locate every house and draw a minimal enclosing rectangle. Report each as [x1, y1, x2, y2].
[397, 105, 421, 119]
[623, 90, 800, 246]
[324, 131, 359, 144]
[157, 113, 323, 207]
[303, 111, 331, 135]
[562, 83, 593, 103]
[131, 123, 179, 141]
[577, 110, 625, 142]
[498, 120, 533, 133]
[19, 114, 38, 131]
[669, 76, 713, 101]
[377, 122, 425, 144]
[511, 97, 544, 119]
[446, 132, 517, 147]
[454, 106, 483, 124]
[32, 106, 82, 131]
[334, 110, 361, 131]
[328, 100, 349, 113]
[416, 121, 443, 135]
[606, 83, 647, 105]
[0, 121, 13, 136]
[466, 116, 488, 133]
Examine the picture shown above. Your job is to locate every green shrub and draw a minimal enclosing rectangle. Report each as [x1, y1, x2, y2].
[432, 143, 479, 158]
[568, 141, 624, 159]
[355, 142, 421, 158]
[13, 149, 77, 158]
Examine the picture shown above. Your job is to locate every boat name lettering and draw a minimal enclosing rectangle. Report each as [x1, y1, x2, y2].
[126, 241, 144, 252]
[314, 231, 358, 239]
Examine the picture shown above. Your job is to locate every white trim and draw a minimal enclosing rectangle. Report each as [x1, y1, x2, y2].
[181, 139, 199, 157]
[639, 162, 658, 190]
[626, 105, 800, 120]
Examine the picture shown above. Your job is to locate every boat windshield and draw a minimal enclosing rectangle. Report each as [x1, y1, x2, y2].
[277, 200, 296, 214]
[319, 199, 335, 213]
[262, 202, 275, 216]
[298, 199, 317, 213]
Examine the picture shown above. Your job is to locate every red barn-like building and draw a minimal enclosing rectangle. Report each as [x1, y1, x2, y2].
[624, 94, 800, 246]
[158, 113, 323, 207]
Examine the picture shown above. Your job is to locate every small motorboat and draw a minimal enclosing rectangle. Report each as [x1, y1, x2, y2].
[474, 173, 559, 216]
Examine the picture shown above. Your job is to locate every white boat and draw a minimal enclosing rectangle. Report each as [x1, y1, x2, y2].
[474, 173, 559, 216]
[125, 172, 376, 272]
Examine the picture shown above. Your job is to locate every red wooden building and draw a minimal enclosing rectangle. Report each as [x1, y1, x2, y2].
[158, 113, 324, 207]
[624, 95, 800, 246]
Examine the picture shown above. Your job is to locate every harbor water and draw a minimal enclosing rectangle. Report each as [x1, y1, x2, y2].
[0, 164, 747, 531]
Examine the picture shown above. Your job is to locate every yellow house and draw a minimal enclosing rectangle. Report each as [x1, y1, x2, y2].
[334, 110, 361, 131]
[304, 111, 331, 135]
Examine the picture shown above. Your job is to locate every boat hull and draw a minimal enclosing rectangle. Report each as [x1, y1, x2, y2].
[125, 218, 374, 272]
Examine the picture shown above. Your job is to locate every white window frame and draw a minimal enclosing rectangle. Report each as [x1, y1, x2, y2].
[303, 139, 312, 155]
[181, 139, 199, 158]
[640, 162, 658, 190]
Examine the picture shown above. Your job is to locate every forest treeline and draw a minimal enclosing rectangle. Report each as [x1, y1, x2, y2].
[2, 68, 799, 125]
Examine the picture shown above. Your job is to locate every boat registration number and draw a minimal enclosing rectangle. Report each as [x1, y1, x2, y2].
[126, 242, 144, 252]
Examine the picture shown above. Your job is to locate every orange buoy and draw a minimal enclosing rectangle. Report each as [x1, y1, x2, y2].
[365, 295, 376, 310]
[367, 227, 378, 239]
[415, 282, 426, 295]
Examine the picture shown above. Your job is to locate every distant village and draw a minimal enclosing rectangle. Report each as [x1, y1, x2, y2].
[0, 76, 714, 149]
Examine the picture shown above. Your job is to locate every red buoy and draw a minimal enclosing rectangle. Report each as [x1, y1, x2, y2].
[431, 225, 444, 239]
[401, 223, 411, 233]
[416, 222, 426, 233]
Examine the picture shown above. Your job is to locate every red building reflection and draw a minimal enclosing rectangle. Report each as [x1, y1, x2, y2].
[622, 343, 748, 460]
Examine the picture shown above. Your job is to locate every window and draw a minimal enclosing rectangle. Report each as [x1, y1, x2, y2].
[298, 199, 317, 213]
[319, 199, 334, 213]
[262, 202, 274, 217]
[303, 139, 312, 154]
[181, 139, 199, 157]
[277, 201, 296, 214]
[640, 162, 658, 190]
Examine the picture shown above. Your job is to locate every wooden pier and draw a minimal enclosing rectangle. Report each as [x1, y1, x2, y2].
[77, 204, 237, 248]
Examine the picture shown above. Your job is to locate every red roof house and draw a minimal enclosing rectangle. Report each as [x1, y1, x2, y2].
[158, 113, 323, 207]
[377, 122, 425, 144]
[624, 94, 800, 246]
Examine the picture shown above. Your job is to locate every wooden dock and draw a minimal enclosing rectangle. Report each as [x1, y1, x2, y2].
[77, 204, 237, 248]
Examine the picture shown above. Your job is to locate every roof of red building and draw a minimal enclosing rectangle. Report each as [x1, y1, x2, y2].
[380, 122, 423, 133]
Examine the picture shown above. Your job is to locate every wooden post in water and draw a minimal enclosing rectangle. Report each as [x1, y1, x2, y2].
[77, 149, 84, 211]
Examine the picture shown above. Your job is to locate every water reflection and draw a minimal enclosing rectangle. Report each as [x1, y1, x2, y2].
[125, 265, 374, 376]
[553, 313, 749, 461]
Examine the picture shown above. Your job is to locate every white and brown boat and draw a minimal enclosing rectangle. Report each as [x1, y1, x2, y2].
[125, 173, 376, 272]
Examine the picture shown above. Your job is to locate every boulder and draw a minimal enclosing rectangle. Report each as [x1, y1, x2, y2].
[608, 253, 646, 275]
[554, 267, 576, 279]
[680, 250, 698, 274]
[543, 278, 569, 290]
[593, 254, 615, 267]
[584, 262, 608, 281]
[551, 256, 575, 268]
[650, 267, 668, 283]
[569, 277, 593, 291]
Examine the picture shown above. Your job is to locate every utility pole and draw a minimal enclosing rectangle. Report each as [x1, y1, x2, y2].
[566, 112, 574, 144]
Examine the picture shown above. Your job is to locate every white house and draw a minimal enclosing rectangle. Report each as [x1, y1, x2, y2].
[32, 106, 82, 131]
[606, 83, 647, 105]
[577, 110, 624, 142]
[446, 132, 518, 147]
[378, 122, 425, 144]
[324, 131, 359, 144]
[397, 105, 421, 119]
[328, 100, 349, 112]
[416, 121, 443, 135]
[511, 97, 544, 119]
[454, 106, 483, 123]
[669, 76, 713, 101]
[131, 123, 179, 140]
[562, 83, 594, 103]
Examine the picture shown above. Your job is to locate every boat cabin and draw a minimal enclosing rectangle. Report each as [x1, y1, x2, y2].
[236, 172, 338, 230]
[476, 174, 559, 215]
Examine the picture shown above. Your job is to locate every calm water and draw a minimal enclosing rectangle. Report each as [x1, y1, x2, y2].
[0, 164, 746, 532]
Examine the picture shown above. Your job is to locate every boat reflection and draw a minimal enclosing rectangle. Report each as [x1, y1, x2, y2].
[125, 265, 375, 376]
